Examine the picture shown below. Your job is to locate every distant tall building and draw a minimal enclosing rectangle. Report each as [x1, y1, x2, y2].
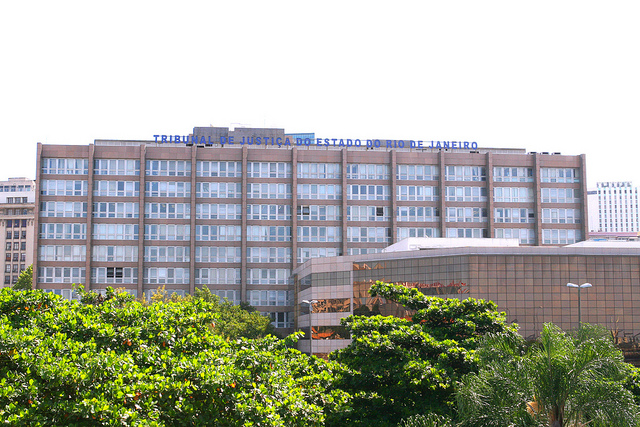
[590, 182, 640, 233]
[0, 177, 35, 287]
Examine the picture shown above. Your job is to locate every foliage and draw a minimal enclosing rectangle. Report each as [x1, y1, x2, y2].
[12, 265, 32, 291]
[328, 281, 518, 427]
[0, 288, 349, 426]
[457, 323, 640, 427]
[398, 413, 454, 427]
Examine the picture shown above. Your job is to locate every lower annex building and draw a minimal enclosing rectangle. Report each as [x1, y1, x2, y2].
[33, 126, 589, 329]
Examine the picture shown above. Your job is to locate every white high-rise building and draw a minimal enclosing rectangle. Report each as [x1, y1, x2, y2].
[592, 182, 640, 233]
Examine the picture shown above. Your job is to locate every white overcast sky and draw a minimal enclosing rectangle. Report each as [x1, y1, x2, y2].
[1, 1, 638, 189]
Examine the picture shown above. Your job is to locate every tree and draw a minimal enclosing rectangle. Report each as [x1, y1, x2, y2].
[457, 323, 640, 427]
[12, 264, 32, 290]
[327, 281, 518, 427]
[0, 287, 349, 426]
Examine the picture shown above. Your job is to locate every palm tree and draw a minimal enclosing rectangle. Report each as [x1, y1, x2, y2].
[457, 323, 640, 427]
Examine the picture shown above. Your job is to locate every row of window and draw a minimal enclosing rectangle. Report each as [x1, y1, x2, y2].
[39, 181, 583, 205]
[5, 241, 27, 251]
[39, 219, 585, 243]
[42, 159, 581, 185]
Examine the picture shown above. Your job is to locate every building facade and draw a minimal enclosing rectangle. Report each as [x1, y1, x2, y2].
[0, 177, 36, 287]
[589, 181, 640, 233]
[33, 126, 589, 328]
[293, 242, 640, 355]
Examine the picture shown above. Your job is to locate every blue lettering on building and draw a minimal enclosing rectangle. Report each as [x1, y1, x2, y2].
[153, 135, 479, 151]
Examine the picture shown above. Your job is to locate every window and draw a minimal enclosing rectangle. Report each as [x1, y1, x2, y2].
[94, 159, 140, 175]
[495, 208, 535, 223]
[396, 164, 438, 181]
[494, 187, 534, 203]
[246, 247, 291, 263]
[298, 205, 341, 221]
[247, 290, 292, 306]
[397, 206, 439, 222]
[446, 207, 487, 223]
[41, 180, 88, 196]
[194, 268, 240, 285]
[93, 246, 139, 262]
[247, 162, 292, 178]
[541, 168, 579, 183]
[145, 203, 190, 219]
[297, 226, 341, 242]
[347, 164, 389, 180]
[493, 167, 533, 182]
[247, 204, 291, 220]
[297, 184, 342, 200]
[195, 204, 241, 220]
[40, 201, 87, 217]
[143, 224, 190, 241]
[266, 312, 294, 328]
[39, 245, 87, 262]
[347, 206, 390, 221]
[541, 208, 581, 224]
[196, 182, 242, 198]
[247, 183, 291, 199]
[145, 160, 191, 176]
[93, 202, 139, 218]
[145, 246, 190, 263]
[196, 161, 241, 177]
[348, 185, 390, 200]
[94, 180, 140, 197]
[397, 227, 440, 239]
[42, 158, 89, 175]
[445, 186, 487, 202]
[297, 247, 341, 263]
[542, 229, 582, 244]
[145, 181, 190, 197]
[93, 224, 139, 240]
[446, 228, 488, 238]
[297, 163, 341, 179]
[495, 228, 536, 244]
[195, 246, 240, 263]
[347, 227, 391, 243]
[541, 188, 581, 203]
[40, 223, 86, 240]
[396, 185, 438, 201]
[247, 269, 291, 285]
[445, 166, 486, 181]
[144, 267, 190, 284]
[38, 267, 85, 283]
[247, 226, 292, 242]
[195, 225, 241, 241]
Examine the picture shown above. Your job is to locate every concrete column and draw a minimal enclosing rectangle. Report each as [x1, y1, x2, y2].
[85, 144, 95, 290]
[137, 145, 147, 297]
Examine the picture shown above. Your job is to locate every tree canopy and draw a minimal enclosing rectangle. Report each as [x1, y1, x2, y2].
[328, 281, 518, 427]
[457, 323, 640, 427]
[0, 288, 348, 426]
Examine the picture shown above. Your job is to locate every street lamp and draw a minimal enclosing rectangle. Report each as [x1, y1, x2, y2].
[302, 299, 318, 355]
[566, 283, 592, 329]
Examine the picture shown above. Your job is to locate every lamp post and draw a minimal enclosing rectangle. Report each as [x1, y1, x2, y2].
[302, 299, 318, 356]
[566, 283, 592, 329]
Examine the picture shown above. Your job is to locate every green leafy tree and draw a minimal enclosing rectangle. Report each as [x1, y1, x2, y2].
[328, 281, 518, 427]
[12, 264, 32, 290]
[0, 287, 349, 426]
[457, 323, 640, 427]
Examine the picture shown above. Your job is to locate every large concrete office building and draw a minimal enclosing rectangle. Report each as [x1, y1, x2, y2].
[34, 126, 588, 329]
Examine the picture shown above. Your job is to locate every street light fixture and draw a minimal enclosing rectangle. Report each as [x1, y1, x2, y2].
[302, 299, 318, 355]
[566, 283, 592, 329]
